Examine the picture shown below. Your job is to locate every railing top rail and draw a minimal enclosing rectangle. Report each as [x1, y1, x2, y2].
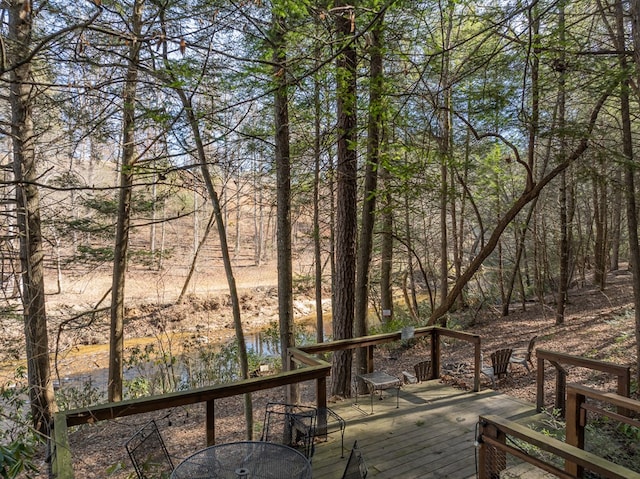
[298, 326, 480, 355]
[536, 349, 631, 376]
[63, 363, 329, 427]
[480, 415, 640, 479]
[567, 383, 640, 413]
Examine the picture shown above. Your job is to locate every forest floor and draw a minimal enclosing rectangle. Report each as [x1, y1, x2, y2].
[10, 267, 640, 478]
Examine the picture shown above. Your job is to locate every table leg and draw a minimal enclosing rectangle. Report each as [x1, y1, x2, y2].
[370, 388, 374, 414]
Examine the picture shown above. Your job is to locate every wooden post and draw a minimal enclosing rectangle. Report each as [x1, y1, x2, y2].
[565, 387, 586, 478]
[551, 360, 567, 416]
[478, 419, 506, 479]
[316, 404, 328, 438]
[366, 345, 374, 373]
[616, 369, 631, 417]
[206, 399, 215, 446]
[51, 413, 74, 479]
[536, 356, 545, 412]
[317, 376, 327, 422]
[431, 328, 440, 380]
[474, 340, 481, 392]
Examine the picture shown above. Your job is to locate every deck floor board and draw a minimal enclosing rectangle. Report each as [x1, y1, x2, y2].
[311, 380, 539, 478]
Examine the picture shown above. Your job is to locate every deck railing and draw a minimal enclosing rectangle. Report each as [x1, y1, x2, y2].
[49, 326, 480, 478]
[478, 411, 640, 479]
[479, 382, 640, 479]
[565, 384, 640, 477]
[535, 349, 631, 415]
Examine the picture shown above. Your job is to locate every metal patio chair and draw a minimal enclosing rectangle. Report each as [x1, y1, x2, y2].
[341, 440, 368, 479]
[261, 402, 317, 460]
[315, 406, 347, 458]
[125, 420, 174, 479]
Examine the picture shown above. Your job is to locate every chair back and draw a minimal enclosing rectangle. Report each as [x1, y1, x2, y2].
[526, 336, 538, 357]
[491, 348, 513, 377]
[261, 402, 317, 460]
[341, 440, 368, 479]
[413, 360, 432, 382]
[125, 420, 174, 479]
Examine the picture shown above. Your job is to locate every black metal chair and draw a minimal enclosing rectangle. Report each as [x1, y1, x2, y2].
[125, 420, 174, 479]
[261, 402, 317, 460]
[341, 440, 368, 479]
[315, 407, 346, 458]
[481, 348, 513, 388]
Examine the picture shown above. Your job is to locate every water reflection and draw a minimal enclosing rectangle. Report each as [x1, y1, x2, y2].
[53, 325, 323, 407]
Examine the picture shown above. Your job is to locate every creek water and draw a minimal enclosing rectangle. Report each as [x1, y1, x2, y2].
[50, 323, 327, 399]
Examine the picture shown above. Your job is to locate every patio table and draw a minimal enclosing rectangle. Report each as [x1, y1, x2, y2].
[354, 371, 401, 414]
[170, 440, 312, 479]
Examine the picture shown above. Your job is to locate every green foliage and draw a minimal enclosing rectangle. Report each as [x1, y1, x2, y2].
[81, 195, 119, 216]
[65, 217, 113, 236]
[271, 0, 311, 19]
[73, 245, 114, 263]
[0, 369, 42, 478]
[49, 171, 84, 189]
[55, 377, 104, 410]
[369, 313, 413, 335]
[0, 442, 40, 479]
[124, 342, 179, 398]
[526, 408, 640, 474]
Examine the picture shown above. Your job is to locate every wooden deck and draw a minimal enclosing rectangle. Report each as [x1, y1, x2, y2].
[311, 380, 540, 479]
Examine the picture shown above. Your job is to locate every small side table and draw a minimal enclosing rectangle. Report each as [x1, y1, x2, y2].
[355, 371, 401, 414]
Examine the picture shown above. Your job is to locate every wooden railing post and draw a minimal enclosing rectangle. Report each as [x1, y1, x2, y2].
[616, 370, 631, 417]
[314, 376, 329, 441]
[536, 355, 545, 412]
[551, 360, 567, 416]
[565, 387, 586, 478]
[51, 413, 74, 479]
[473, 340, 481, 392]
[206, 399, 215, 446]
[477, 419, 506, 479]
[431, 328, 440, 380]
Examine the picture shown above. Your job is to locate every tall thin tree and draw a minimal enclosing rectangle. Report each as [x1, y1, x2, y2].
[355, 10, 385, 385]
[108, 0, 144, 402]
[8, 0, 57, 432]
[272, 7, 297, 402]
[332, 2, 358, 397]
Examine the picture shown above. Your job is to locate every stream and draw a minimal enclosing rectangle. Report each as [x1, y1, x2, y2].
[50, 322, 329, 402]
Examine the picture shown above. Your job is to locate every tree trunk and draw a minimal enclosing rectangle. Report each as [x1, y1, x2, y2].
[332, 2, 358, 397]
[355, 12, 384, 386]
[427, 87, 612, 325]
[108, 0, 144, 403]
[272, 12, 298, 402]
[159, 7, 253, 436]
[555, 1, 569, 325]
[593, 160, 608, 290]
[403, 188, 419, 321]
[609, 166, 622, 271]
[379, 164, 393, 325]
[178, 211, 215, 303]
[620, 0, 640, 387]
[9, 0, 57, 433]
[313, 43, 324, 344]
[438, 5, 454, 314]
